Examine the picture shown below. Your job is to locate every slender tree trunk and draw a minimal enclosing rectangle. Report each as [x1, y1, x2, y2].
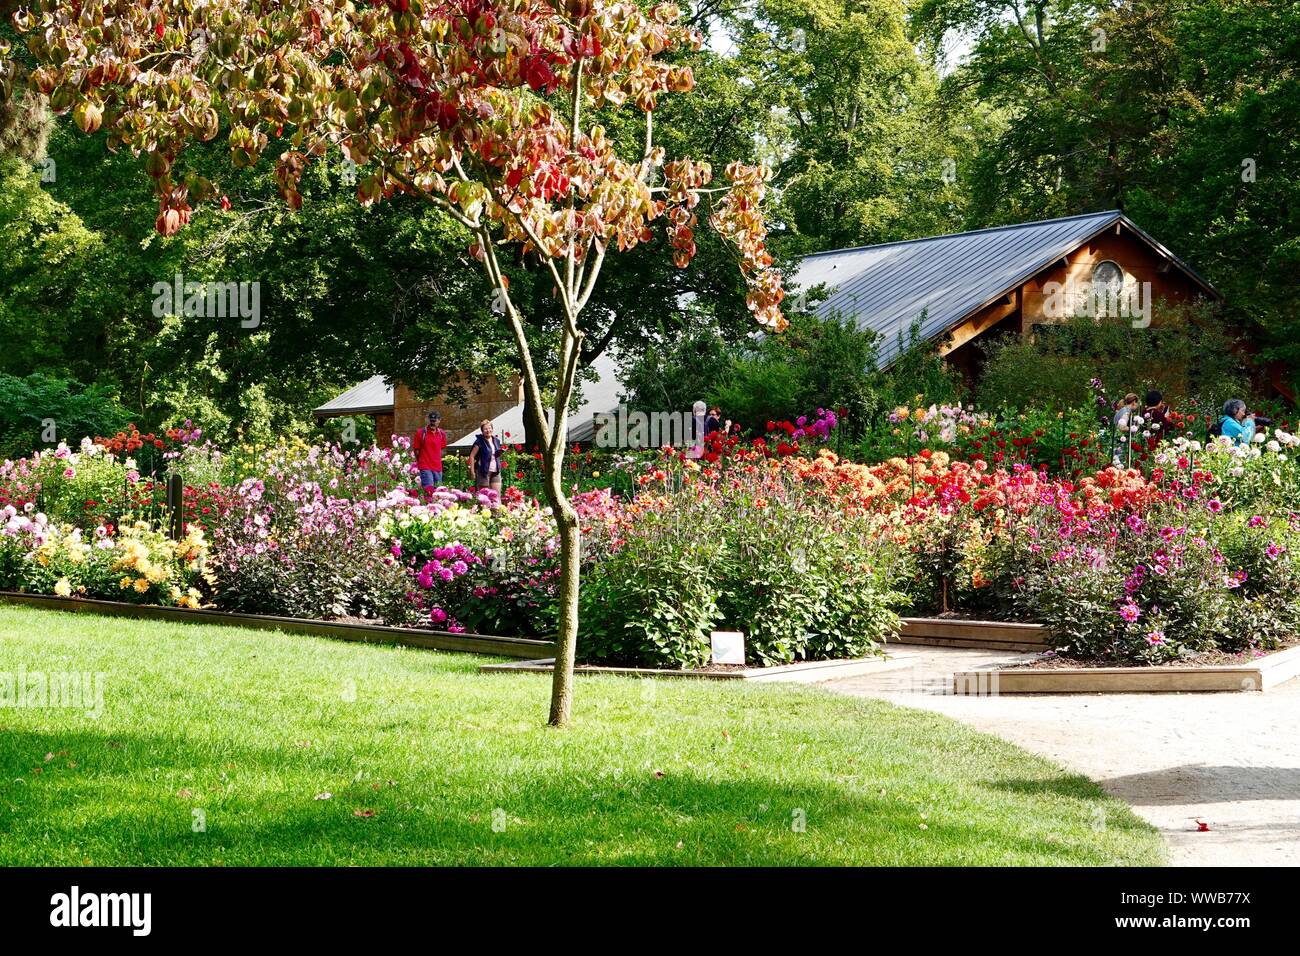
[544, 474, 581, 727]
[522, 382, 547, 450]
[540, 332, 582, 726]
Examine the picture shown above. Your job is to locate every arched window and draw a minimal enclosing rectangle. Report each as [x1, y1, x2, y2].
[1091, 260, 1125, 315]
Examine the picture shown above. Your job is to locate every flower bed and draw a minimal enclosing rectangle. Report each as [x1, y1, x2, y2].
[3, 419, 1299, 671]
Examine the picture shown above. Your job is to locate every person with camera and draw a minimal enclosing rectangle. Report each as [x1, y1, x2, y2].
[1216, 398, 1259, 447]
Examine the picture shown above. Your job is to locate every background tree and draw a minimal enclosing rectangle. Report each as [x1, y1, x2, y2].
[726, 0, 991, 252]
[917, 0, 1300, 391]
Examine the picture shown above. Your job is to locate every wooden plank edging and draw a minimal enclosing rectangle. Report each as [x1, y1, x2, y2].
[893, 617, 1050, 649]
[951, 643, 1300, 695]
[479, 654, 914, 682]
[0, 591, 555, 659]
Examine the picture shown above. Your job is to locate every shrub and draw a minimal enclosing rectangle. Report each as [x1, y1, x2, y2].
[712, 494, 902, 664]
[207, 476, 411, 622]
[0, 373, 131, 462]
[976, 306, 1251, 414]
[0, 509, 210, 607]
[578, 505, 722, 668]
[383, 489, 561, 636]
[580, 456, 904, 667]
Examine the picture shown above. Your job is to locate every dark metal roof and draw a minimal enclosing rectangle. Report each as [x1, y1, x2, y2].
[792, 210, 1220, 369]
[313, 374, 394, 417]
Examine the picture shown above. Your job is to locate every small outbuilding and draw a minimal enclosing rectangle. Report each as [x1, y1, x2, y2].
[791, 209, 1222, 382]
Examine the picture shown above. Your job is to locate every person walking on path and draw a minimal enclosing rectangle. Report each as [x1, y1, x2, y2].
[412, 411, 447, 498]
[468, 419, 504, 497]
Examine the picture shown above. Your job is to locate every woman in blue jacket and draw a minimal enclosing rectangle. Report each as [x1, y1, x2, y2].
[1218, 399, 1256, 446]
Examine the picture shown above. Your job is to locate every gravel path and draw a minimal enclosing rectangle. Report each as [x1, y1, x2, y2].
[827, 646, 1300, 866]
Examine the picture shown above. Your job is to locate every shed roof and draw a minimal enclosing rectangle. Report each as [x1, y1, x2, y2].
[313, 374, 394, 417]
[448, 352, 625, 447]
[791, 210, 1219, 369]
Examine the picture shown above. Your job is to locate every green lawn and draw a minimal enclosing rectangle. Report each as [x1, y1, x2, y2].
[0, 604, 1164, 866]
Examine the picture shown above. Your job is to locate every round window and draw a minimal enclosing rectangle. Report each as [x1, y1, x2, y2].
[1092, 260, 1124, 296]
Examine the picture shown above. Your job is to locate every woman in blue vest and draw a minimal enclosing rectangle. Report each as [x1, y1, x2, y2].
[468, 418, 504, 497]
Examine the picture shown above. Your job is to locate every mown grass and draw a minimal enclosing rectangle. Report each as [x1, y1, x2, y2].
[0, 604, 1165, 866]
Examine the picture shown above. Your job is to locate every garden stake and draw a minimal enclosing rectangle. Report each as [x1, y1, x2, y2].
[166, 473, 183, 540]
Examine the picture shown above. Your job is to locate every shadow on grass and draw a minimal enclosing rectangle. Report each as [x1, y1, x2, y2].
[0, 725, 1156, 867]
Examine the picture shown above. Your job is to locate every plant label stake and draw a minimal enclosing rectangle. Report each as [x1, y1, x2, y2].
[711, 631, 746, 665]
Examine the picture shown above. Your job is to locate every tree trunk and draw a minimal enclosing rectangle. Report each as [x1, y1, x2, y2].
[541, 453, 581, 727]
[522, 382, 547, 451]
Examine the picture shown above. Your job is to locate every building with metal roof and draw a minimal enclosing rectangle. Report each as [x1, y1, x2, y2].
[791, 210, 1220, 374]
[314, 355, 626, 450]
[312, 374, 394, 417]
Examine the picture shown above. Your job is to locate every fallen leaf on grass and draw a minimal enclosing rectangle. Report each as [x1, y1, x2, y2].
[177, 788, 193, 799]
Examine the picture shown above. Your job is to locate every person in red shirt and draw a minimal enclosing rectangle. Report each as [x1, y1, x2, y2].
[412, 411, 447, 497]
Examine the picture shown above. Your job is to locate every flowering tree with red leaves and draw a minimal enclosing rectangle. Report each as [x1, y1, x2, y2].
[0, 0, 783, 725]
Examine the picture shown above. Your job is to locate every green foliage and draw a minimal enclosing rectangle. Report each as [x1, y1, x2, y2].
[713, 505, 903, 666]
[976, 308, 1252, 415]
[579, 509, 723, 668]
[725, 0, 990, 251]
[618, 327, 733, 418]
[579, 467, 904, 669]
[917, 0, 1300, 383]
[866, 319, 965, 419]
[620, 312, 958, 441]
[0, 372, 130, 460]
[711, 346, 810, 432]
[0, 158, 107, 381]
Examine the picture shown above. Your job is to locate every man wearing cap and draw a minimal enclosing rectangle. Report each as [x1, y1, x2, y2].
[412, 411, 447, 497]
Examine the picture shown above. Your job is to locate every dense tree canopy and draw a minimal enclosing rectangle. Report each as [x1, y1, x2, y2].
[914, 0, 1300, 382]
[1, 0, 1296, 419]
